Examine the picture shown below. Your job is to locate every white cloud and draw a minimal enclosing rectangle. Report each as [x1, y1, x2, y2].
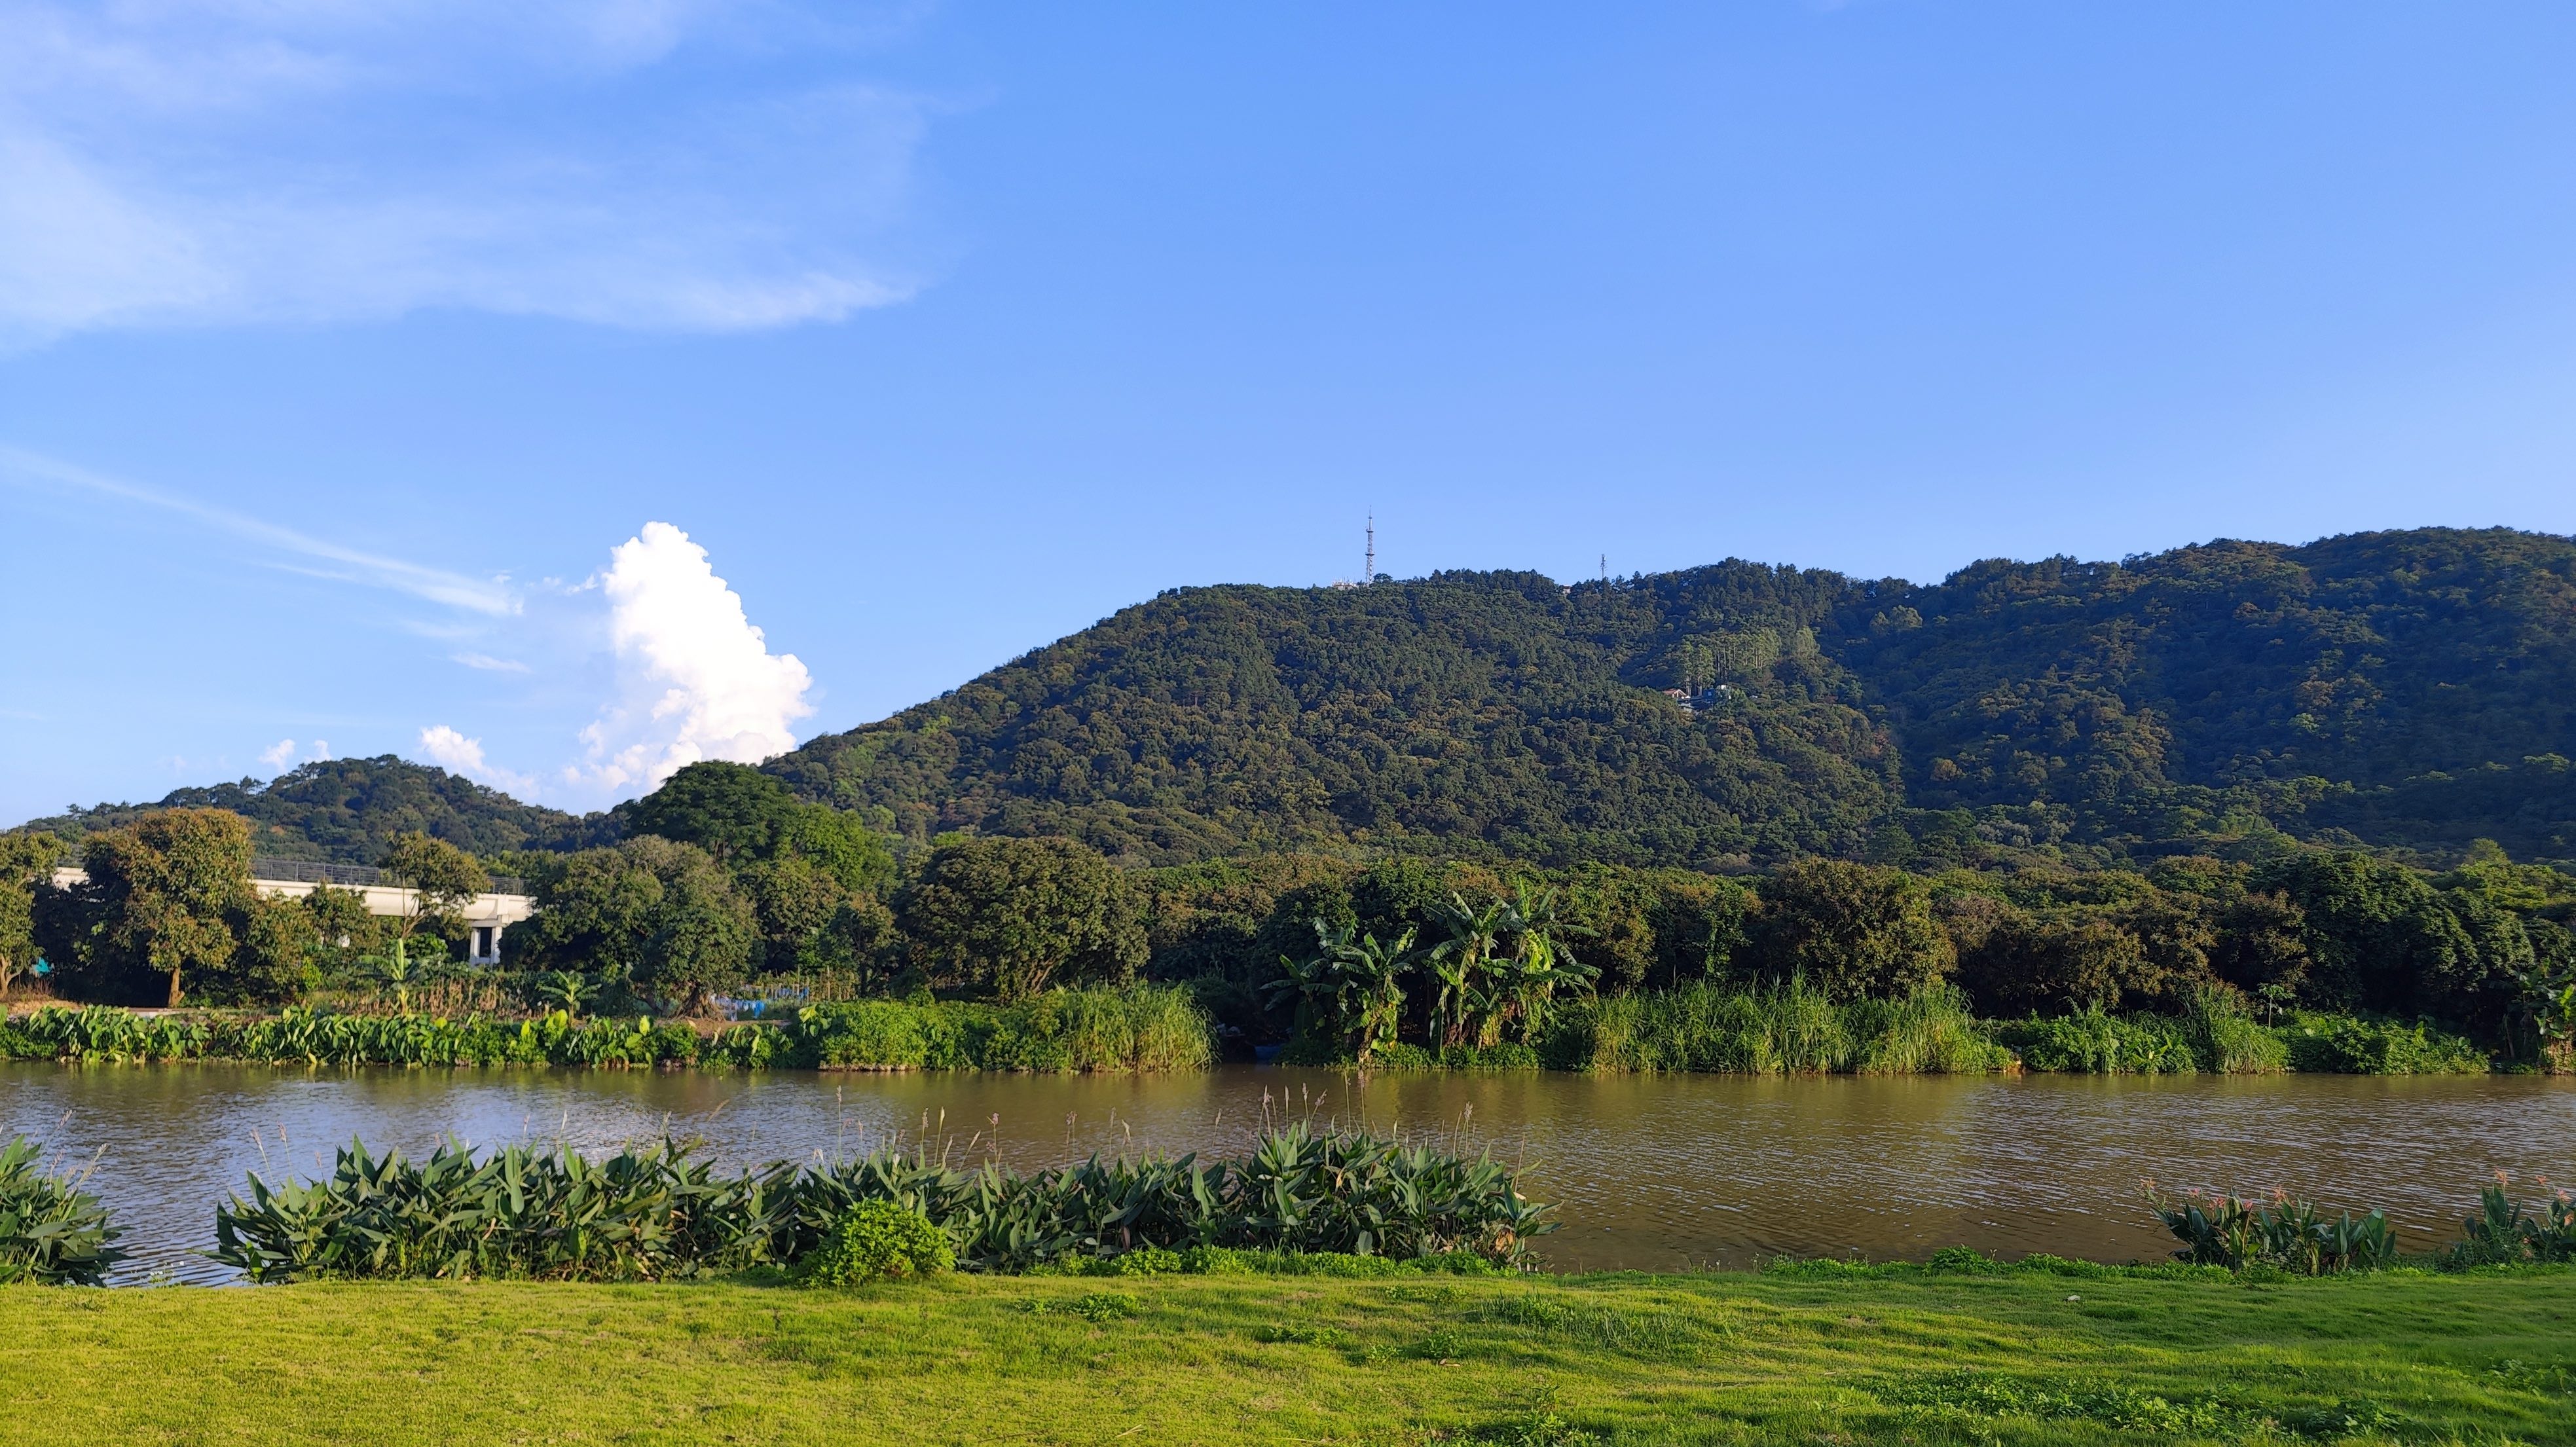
[0, 1, 936, 344]
[570, 520, 813, 796]
[419, 724, 536, 795]
[451, 652, 532, 673]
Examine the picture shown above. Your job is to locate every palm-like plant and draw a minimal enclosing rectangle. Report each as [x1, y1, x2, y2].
[367, 936, 419, 1011]
[532, 970, 598, 1017]
[1494, 883, 1599, 1043]
[1263, 923, 1351, 1040]
[1268, 920, 1418, 1058]
[1336, 926, 1416, 1059]
[1426, 893, 1513, 1047]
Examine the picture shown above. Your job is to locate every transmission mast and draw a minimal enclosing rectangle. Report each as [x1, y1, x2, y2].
[1365, 513, 1376, 586]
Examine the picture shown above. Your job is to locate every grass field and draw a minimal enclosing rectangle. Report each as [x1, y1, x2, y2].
[5, 1267, 2573, 1445]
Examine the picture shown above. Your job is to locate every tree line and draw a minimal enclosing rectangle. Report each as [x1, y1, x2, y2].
[10, 760, 2572, 1067]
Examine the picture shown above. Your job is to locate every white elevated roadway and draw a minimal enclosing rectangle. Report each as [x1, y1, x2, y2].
[48, 858, 534, 964]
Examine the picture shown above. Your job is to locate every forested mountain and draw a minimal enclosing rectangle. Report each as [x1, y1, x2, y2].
[766, 527, 2576, 868]
[18, 757, 613, 866]
[17, 528, 2572, 873]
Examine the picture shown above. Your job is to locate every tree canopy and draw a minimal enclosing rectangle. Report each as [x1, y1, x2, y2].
[764, 528, 2576, 870]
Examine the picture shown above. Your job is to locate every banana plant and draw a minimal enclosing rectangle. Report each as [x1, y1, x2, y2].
[1426, 893, 1515, 1047]
[530, 969, 598, 1017]
[364, 936, 418, 1010]
[1337, 926, 1417, 1059]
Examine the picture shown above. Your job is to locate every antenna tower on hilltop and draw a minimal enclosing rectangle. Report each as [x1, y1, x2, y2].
[1365, 513, 1376, 585]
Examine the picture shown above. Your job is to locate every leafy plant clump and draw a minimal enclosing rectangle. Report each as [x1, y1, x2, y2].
[2145, 1186, 2397, 1274]
[0, 1137, 122, 1286]
[202, 1126, 1552, 1283]
[796, 1120, 1552, 1273]
[210, 1138, 798, 1283]
[796, 1200, 953, 1286]
[2454, 1173, 2576, 1266]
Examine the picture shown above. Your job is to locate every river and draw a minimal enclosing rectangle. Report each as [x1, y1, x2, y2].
[6, 1063, 2569, 1283]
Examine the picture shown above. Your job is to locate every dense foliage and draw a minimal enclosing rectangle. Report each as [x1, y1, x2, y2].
[16, 756, 613, 864]
[1122, 847, 2575, 1062]
[207, 1126, 1552, 1281]
[27, 815, 467, 1006]
[765, 527, 2576, 868]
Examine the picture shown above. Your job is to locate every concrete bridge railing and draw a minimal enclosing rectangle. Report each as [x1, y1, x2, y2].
[46, 864, 534, 965]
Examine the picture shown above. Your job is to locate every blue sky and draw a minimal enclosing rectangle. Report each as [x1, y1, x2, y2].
[5, 1, 2575, 826]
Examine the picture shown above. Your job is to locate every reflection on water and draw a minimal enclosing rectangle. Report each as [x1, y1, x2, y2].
[5, 1063, 2571, 1283]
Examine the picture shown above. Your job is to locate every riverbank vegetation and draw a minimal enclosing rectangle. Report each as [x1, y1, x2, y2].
[9, 747, 2574, 1076]
[0, 985, 1209, 1072]
[5, 1266, 2573, 1444]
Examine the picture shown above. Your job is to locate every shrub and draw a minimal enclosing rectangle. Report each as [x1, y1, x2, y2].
[2454, 1174, 2576, 1266]
[1996, 1006, 2200, 1074]
[2146, 1186, 2395, 1273]
[0, 1137, 122, 1286]
[792, 1123, 1553, 1273]
[210, 1138, 799, 1283]
[2283, 1014, 2490, 1074]
[797, 1200, 954, 1285]
[1112, 1246, 1184, 1276]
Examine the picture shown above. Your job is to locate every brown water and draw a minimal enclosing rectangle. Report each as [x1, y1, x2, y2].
[6, 1063, 2570, 1283]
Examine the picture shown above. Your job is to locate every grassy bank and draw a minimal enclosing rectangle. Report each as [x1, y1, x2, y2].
[4, 1266, 2571, 1444]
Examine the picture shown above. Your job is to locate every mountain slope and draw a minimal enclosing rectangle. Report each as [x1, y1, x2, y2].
[17, 757, 612, 866]
[769, 528, 2576, 866]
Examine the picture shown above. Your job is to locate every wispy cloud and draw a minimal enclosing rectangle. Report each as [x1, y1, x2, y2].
[451, 652, 532, 673]
[0, 443, 516, 614]
[0, 1, 939, 344]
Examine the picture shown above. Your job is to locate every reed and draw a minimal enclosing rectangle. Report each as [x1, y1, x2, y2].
[2180, 989, 2290, 1074]
[1995, 1006, 2204, 1074]
[1549, 981, 2003, 1074]
[0, 1137, 122, 1286]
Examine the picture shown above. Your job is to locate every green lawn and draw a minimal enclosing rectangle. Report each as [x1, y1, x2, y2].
[4, 1268, 2572, 1445]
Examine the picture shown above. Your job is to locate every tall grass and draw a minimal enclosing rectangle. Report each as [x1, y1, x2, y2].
[1995, 1006, 2203, 1074]
[0, 984, 1213, 1074]
[209, 1124, 1551, 1281]
[801, 985, 1212, 1072]
[1550, 981, 2007, 1074]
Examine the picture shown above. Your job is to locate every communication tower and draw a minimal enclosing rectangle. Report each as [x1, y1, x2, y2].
[1365, 513, 1376, 585]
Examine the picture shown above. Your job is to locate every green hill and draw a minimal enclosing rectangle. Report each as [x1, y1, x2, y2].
[767, 527, 2576, 868]
[22, 528, 2573, 872]
[16, 757, 612, 866]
